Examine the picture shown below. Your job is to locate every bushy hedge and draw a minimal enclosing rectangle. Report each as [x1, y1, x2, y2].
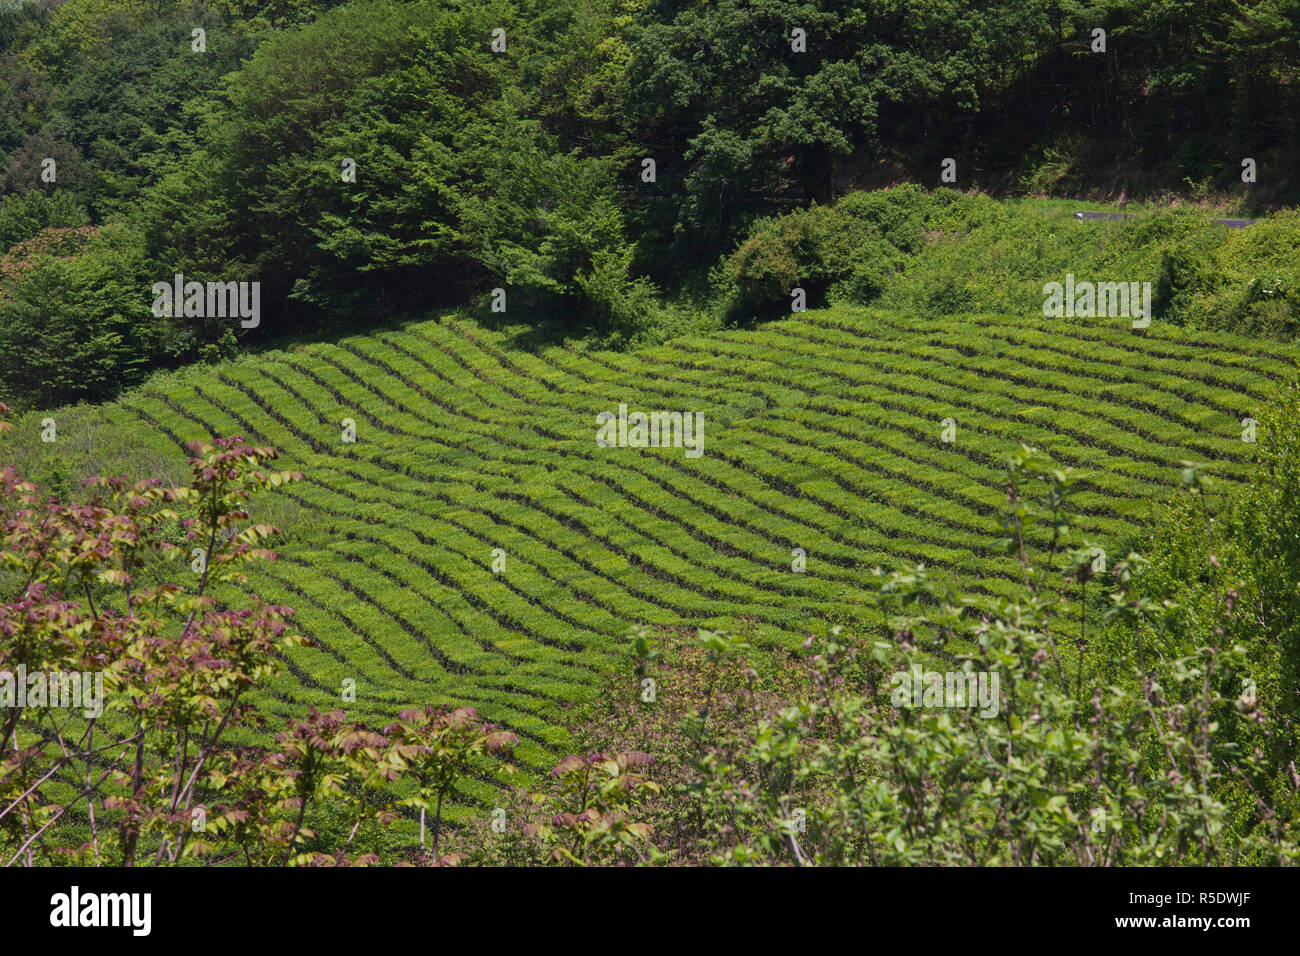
[1156, 210, 1300, 339]
[718, 183, 935, 318]
[721, 188, 1300, 339]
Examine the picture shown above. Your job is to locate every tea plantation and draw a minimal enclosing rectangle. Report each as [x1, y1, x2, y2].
[7, 304, 1296, 798]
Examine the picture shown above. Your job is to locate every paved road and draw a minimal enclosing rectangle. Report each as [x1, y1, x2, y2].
[1075, 210, 1257, 228]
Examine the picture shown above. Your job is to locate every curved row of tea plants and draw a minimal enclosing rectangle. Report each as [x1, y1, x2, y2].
[7, 305, 1297, 820]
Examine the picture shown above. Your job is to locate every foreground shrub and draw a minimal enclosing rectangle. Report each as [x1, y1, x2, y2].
[0, 423, 514, 865]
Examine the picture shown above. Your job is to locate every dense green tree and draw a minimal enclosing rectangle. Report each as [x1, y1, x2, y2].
[0, 0, 51, 56]
[142, 0, 650, 328]
[619, 0, 1300, 273]
[0, 224, 167, 407]
[620, 1, 1023, 269]
[39, 5, 252, 216]
[0, 188, 87, 249]
[207, 0, 348, 29]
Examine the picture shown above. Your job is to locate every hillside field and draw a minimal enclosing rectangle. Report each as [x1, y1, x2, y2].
[5, 304, 1297, 814]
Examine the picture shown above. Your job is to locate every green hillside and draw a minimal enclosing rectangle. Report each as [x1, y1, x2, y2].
[7, 304, 1297, 788]
[7, 0, 1300, 875]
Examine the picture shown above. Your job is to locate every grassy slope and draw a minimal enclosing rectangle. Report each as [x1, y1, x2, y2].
[4, 304, 1298, 814]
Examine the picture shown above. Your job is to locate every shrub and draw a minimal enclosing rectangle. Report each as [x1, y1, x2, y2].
[0, 225, 166, 408]
[0, 190, 88, 251]
[0, 427, 517, 866]
[723, 185, 936, 318]
[721, 189, 1300, 339]
[725, 207, 825, 316]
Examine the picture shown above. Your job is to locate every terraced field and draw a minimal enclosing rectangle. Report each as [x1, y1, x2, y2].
[18, 306, 1300, 792]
